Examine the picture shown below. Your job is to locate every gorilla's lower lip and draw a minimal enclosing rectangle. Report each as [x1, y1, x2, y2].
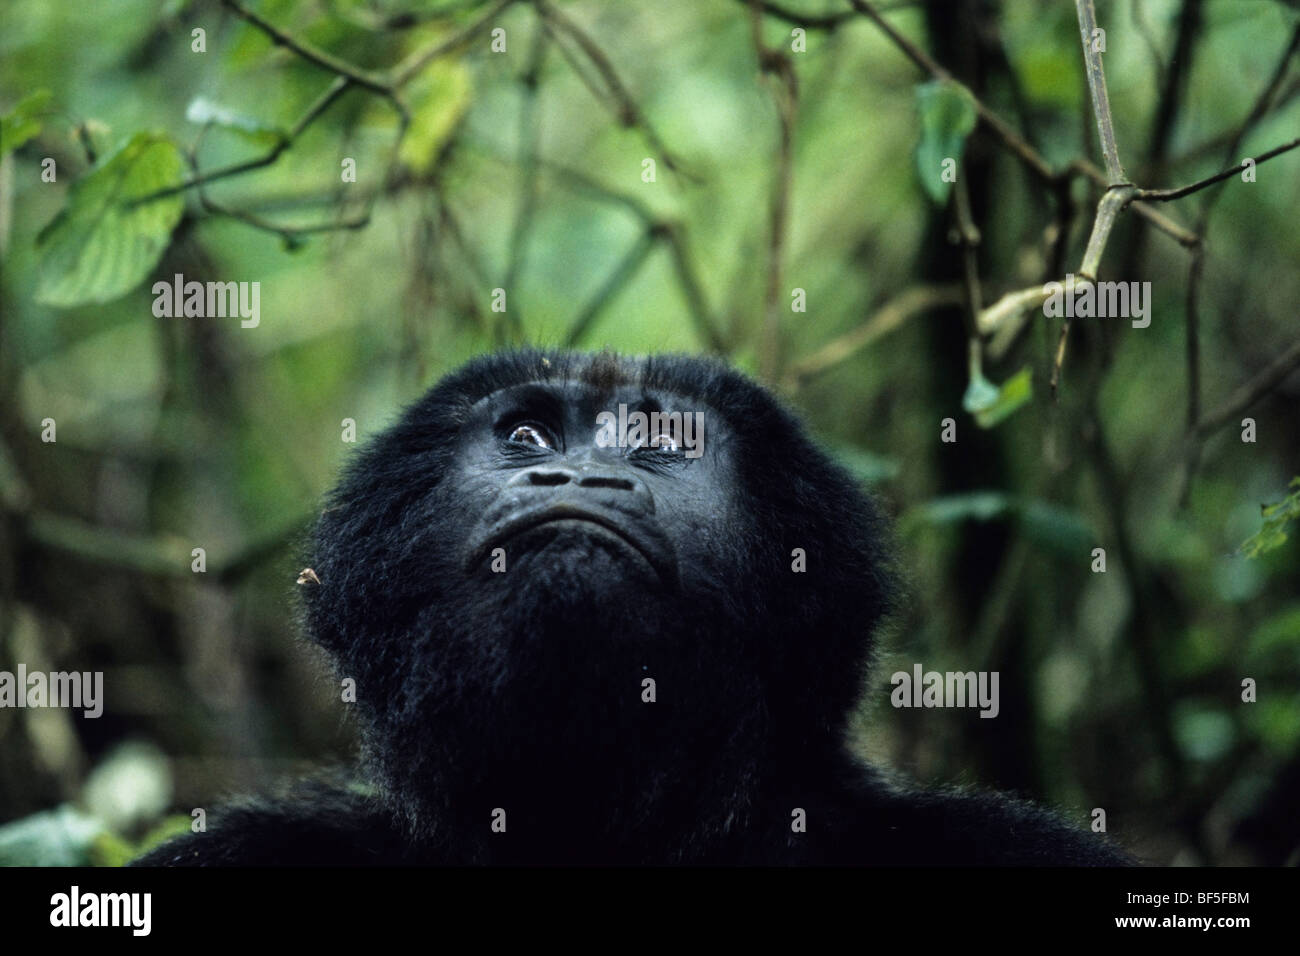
[471, 505, 675, 583]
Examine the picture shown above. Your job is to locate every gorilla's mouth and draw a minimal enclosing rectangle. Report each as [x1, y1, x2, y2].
[470, 504, 676, 584]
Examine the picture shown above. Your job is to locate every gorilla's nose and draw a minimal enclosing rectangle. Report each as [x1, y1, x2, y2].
[508, 463, 635, 492]
[510, 466, 574, 487]
[506, 462, 653, 513]
[576, 468, 636, 492]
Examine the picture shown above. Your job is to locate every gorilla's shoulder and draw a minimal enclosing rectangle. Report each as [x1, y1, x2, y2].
[130, 779, 410, 866]
[828, 765, 1135, 866]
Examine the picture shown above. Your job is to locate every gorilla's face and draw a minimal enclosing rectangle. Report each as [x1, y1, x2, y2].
[303, 351, 891, 838]
[449, 380, 737, 605]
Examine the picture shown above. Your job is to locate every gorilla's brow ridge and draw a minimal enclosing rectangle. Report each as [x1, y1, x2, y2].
[438, 350, 745, 433]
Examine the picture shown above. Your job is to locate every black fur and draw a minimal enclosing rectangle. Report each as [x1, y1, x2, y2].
[136, 350, 1131, 866]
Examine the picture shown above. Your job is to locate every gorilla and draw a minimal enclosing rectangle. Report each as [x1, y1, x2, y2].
[137, 350, 1130, 865]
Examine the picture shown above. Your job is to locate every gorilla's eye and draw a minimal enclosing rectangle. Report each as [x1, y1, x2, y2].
[649, 433, 679, 451]
[506, 424, 554, 449]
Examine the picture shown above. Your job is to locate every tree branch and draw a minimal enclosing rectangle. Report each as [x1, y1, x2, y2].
[1075, 0, 1126, 184]
[846, 0, 1195, 246]
[564, 228, 659, 346]
[1135, 136, 1300, 202]
[390, 0, 518, 86]
[221, 0, 390, 92]
[750, 0, 800, 381]
[1194, 338, 1300, 439]
[783, 284, 964, 390]
[535, 0, 694, 177]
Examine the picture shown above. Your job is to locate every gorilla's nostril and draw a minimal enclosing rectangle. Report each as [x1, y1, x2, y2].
[578, 475, 635, 491]
[528, 471, 572, 486]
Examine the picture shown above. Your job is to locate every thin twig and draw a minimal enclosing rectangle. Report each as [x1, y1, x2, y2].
[1175, 21, 1300, 505]
[1173, 74, 1300, 168]
[1082, 404, 1190, 809]
[137, 76, 356, 203]
[846, 0, 1053, 182]
[199, 193, 370, 240]
[1075, 0, 1126, 184]
[952, 176, 982, 311]
[976, 284, 1052, 337]
[502, 23, 550, 340]
[540, 159, 660, 222]
[564, 228, 659, 346]
[329, 0, 498, 33]
[1218, 21, 1300, 173]
[390, 0, 519, 86]
[1079, 185, 1136, 279]
[1130, 0, 1167, 89]
[750, 0, 799, 382]
[221, 0, 391, 94]
[439, 198, 495, 315]
[1193, 338, 1300, 438]
[186, 94, 373, 241]
[1173, 246, 1205, 508]
[535, 0, 694, 178]
[845, 0, 1195, 247]
[1146, 0, 1203, 178]
[782, 285, 964, 390]
[1042, 0, 1132, 395]
[531, 158, 725, 351]
[661, 221, 726, 353]
[1184, 248, 1204, 431]
[739, 0, 854, 29]
[141, 0, 504, 207]
[1135, 136, 1300, 202]
[952, 174, 990, 397]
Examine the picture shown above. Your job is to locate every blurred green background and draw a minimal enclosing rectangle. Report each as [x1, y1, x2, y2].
[1, 0, 1298, 865]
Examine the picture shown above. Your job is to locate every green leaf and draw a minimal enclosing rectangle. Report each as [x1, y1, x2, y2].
[1174, 708, 1235, 762]
[1, 89, 52, 158]
[89, 831, 138, 868]
[185, 96, 283, 145]
[961, 367, 999, 414]
[129, 814, 194, 861]
[1018, 498, 1094, 555]
[829, 444, 902, 485]
[914, 80, 977, 205]
[963, 365, 1033, 428]
[906, 492, 1093, 557]
[1247, 603, 1300, 657]
[0, 805, 105, 866]
[912, 491, 1013, 526]
[398, 60, 472, 175]
[35, 132, 185, 307]
[91, 815, 192, 867]
[1251, 698, 1300, 755]
[1240, 477, 1300, 558]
